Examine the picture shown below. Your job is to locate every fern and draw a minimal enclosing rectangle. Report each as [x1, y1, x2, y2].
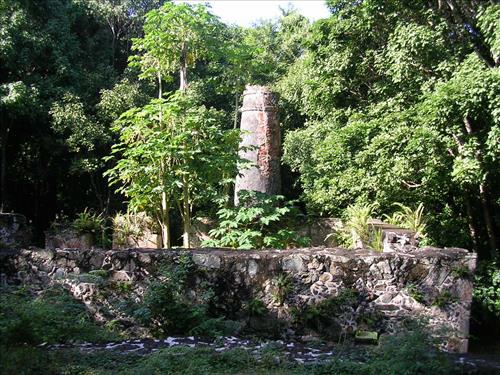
[385, 203, 427, 238]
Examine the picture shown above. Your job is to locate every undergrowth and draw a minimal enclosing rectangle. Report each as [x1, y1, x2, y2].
[1, 329, 457, 375]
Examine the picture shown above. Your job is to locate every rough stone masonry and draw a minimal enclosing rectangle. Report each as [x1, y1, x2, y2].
[234, 85, 281, 205]
[0, 246, 476, 353]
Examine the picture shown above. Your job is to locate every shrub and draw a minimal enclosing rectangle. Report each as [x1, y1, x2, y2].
[451, 265, 472, 279]
[432, 290, 456, 308]
[72, 208, 112, 248]
[1, 331, 458, 375]
[369, 228, 384, 252]
[134, 255, 237, 337]
[248, 298, 267, 317]
[271, 273, 293, 306]
[368, 328, 453, 375]
[334, 202, 428, 250]
[122, 347, 257, 375]
[406, 283, 425, 303]
[134, 279, 198, 335]
[292, 289, 359, 339]
[203, 190, 310, 249]
[0, 347, 59, 375]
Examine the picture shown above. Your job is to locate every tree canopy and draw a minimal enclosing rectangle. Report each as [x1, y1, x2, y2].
[0, 0, 499, 258]
[279, 0, 500, 259]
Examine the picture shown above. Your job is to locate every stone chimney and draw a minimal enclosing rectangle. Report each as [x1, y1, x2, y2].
[235, 85, 281, 205]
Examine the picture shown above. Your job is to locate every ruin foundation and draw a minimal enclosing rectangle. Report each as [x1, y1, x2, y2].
[0, 246, 476, 353]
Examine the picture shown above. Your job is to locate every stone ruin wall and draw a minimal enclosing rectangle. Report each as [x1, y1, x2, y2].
[0, 246, 476, 353]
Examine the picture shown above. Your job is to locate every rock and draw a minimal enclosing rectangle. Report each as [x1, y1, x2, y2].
[319, 272, 333, 283]
[192, 253, 221, 269]
[248, 260, 259, 277]
[31, 249, 55, 262]
[282, 255, 305, 272]
[72, 282, 97, 302]
[375, 292, 396, 304]
[89, 253, 105, 268]
[54, 268, 67, 279]
[137, 252, 152, 265]
[110, 270, 134, 282]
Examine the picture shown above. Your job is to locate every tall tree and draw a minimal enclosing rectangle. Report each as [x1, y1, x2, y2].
[126, 2, 228, 247]
[84, 0, 166, 69]
[281, 0, 500, 259]
[130, 2, 223, 94]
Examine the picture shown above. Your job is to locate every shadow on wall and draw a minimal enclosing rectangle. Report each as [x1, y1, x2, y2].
[0, 246, 476, 353]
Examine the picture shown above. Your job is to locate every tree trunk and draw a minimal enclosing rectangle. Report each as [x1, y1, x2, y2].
[433, 0, 497, 68]
[158, 72, 163, 99]
[179, 47, 190, 247]
[111, 28, 116, 69]
[479, 181, 498, 258]
[158, 73, 170, 249]
[0, 124, 9, 212]
[182, 175, 191, 248]
[464, 195, 479, 253]
[161, 222, 170, 249]
[233, 93, 239, 129]
[222, 171, 231, 208]
[180, 64, 188, 92]
[161, 191, 171, 248]
[462, 116, 498, 258]
[106, 18, 117, 69]
[180, 45, 188, 92]
[89, 171, 105, 213]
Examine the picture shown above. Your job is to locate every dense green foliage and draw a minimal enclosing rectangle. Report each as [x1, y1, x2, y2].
[334, 202, 381, 250]
[72, 208, 105, 235]
[279, 1, 500, 259]
[1, 0, 498, 257]
[1, 0, 498, 360]
[332, 202, 428, 250]
[474, 260, 500, 318]
[130, 2, 223, 93]
[0, 0, 162, 239]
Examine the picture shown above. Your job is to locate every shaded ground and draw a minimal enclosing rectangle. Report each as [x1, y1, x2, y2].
[44, 336, 344, 364]
[43, 336, 500, 373]
[452, 353, 500, 374]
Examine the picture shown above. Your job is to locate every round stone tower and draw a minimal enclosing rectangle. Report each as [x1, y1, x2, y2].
[235, 85, 281, 205]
